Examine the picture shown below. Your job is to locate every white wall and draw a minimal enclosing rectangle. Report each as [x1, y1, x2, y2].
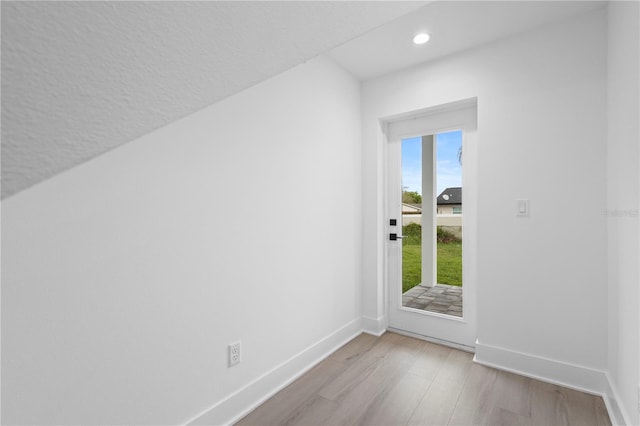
[1, 56, 363, 425]
[362, 8, 608, 383]
[606, 2, 640, 424]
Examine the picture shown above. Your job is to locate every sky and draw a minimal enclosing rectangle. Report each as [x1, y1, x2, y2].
[401, 130, 462, 197]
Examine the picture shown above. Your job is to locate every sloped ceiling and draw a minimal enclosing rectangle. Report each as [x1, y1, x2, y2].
[1, 1, 426, 199]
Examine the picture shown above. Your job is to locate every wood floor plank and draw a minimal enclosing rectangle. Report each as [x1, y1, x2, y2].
[236, 358, 346, 426]
[235, 332, 612, 426]
[321, 334, 426, 424]
[558, 386, 612, 426]
[529, 380, 571, 426]
[358, 372, 432, 426]
[448, 363, 499, 426]
[321, 362, 401, 425]
[280, 395, 339, 426]
[379, 332, 428, 367]
[235, 396, 294, 426]
[272, 358, 347, 405]
[433, 347, 474, 385]
[318, 332, 423, 403]
[326, 333, 378, 365]
[594, 395, 612, 426]
[316, 348, 385, 402]
[408, 377, 463, 426]
[485, 406, 530, 426]
[490, 370, 533, 417]
[408, 342, 452, 381]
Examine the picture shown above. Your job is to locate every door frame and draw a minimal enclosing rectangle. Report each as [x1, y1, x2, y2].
[380, 98, 478, 351]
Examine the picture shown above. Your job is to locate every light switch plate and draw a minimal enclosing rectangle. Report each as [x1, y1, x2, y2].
[517, 199, 529, 217]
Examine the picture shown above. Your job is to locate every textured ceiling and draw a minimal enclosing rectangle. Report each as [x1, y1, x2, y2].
[329, 0, 606, 80]
[1, 1, 426, 199]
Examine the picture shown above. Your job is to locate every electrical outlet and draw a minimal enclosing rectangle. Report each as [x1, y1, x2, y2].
[229, 341, 241, 367]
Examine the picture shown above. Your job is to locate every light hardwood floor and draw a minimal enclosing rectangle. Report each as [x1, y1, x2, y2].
[236, 332, 611, 426]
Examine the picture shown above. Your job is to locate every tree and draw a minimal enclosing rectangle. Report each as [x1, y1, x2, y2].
[402, 190, 422, 204]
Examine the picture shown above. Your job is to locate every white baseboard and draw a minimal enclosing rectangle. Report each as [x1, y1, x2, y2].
[184, 318, 363, 426]
[183, 330, 625, 426]
[604, 373, 633, 426]
[474, 340, 606, 396]
[361, 315, 386, 336]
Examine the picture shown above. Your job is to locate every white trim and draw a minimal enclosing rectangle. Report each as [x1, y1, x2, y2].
[604, 373, 632, 426]
[381, 98, 478, 125]
[383, 99, 478, 348]
[421, 135, 437, 288]
[474, 343, 626, 425]
[383, 98, 477, 142]
[182, 325, 624, 426]
[361, 315, 387, 336]
[474, 340, 606, 395]
[398, 305, 467, 323]
[184, 319, 363, 426]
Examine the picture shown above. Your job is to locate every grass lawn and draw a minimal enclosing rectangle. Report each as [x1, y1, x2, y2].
[437, 242, 462, 287]
[402, 241, 462, 292]
[402, 245, 422, 293]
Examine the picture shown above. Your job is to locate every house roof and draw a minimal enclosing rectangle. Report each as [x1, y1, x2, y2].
[402, 203, 422, 212]
[437, 187, 462, 205]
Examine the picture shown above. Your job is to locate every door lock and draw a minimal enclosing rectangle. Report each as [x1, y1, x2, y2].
[389, 233, 405, 241]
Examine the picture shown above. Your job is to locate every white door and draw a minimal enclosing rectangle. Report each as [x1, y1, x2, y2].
[384, 99, 478, 350]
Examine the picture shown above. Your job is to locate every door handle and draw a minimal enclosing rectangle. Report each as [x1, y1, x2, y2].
[389, 233, 406, 241]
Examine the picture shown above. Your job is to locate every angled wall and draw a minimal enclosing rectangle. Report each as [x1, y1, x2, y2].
[1, 56, 363, 425]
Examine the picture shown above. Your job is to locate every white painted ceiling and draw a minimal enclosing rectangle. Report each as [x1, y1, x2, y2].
[1, 1, 607, 199]
[1, 1, 427, 199]
[328, 1, 606, 81]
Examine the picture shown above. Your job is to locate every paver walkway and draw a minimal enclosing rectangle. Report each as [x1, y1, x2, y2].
[402, 283, 463, 317]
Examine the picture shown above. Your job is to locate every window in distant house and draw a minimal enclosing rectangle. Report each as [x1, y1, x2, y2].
[452, 206, 462, 214]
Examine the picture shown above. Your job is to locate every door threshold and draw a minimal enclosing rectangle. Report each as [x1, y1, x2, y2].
[386, 327, 475, 353]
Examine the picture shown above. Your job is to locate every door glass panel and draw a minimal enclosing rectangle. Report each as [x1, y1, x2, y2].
[401, 131, 463, 317]
[400, 137, 422, 296]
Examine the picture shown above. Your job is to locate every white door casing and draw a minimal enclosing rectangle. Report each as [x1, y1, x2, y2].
[382, 98, 478, 350]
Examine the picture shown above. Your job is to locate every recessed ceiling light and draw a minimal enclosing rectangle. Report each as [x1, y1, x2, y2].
[413, 33, 430, 45]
